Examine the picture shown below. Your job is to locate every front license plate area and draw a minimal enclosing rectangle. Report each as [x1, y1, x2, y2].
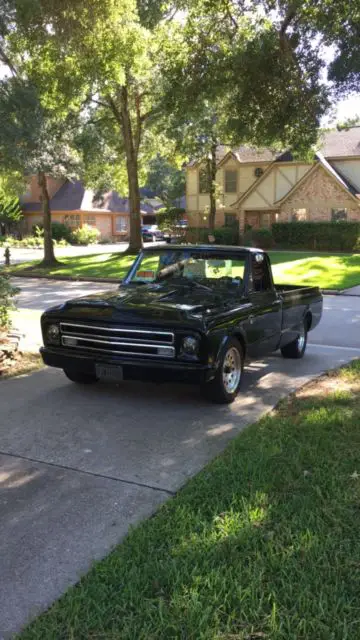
[96, 364, 124, 382]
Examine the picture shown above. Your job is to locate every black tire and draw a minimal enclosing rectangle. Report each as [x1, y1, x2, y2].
[202, 337, 244, 404]
[63, 369, 99, 384]
[281, 322, 307, 359]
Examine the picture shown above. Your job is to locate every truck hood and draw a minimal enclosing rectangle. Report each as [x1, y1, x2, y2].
[47, 282, 233, 327]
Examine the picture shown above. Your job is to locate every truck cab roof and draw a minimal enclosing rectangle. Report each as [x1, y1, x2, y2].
[142, 244, 264, 254]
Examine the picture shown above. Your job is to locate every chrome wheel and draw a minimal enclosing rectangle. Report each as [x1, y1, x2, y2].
[222, 346, 241, 394]
[298, 329, 305, 351]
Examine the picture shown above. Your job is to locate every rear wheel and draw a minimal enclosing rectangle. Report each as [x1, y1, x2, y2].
[63, 369, 98, 384]
[281, 322, 307, 359]
[202, 338, 244, 404]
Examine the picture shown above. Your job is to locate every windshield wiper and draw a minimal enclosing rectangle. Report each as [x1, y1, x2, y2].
[164, 276, 213, 293]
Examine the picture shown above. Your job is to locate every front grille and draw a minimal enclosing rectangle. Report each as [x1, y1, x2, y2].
[59, 322, 175, 359]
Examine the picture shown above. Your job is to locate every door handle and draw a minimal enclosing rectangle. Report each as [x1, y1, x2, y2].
[249, 314, 255, 325]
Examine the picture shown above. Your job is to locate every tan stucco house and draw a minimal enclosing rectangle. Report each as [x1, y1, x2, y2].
[20, 177, 161, 240]
[185, 127, 360, 231]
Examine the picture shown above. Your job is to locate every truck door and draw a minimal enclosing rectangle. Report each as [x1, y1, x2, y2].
[246, 253, 282, 357]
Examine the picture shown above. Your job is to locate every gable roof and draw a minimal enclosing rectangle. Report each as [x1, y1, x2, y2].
[187, 127, 360, 169]
[319, 127, 360, 158]
[230, 160, 278, 208]
[188, 145, 280, 167]
[21, 180, 163, 215]
[275, 153, 360, 206]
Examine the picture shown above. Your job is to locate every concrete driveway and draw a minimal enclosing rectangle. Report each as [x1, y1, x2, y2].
[1, 290, 360, 637]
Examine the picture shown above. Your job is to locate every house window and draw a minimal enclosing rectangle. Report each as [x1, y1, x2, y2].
[261, 213, 271, 228]
[291, 208, 307, 222]
[331, 208, 348, 222]
[115, 216, 128, 233]
[224, 170, 237, 193]
[224, 213, 237, 227]
[199, 168, 210, 194]
[84, 215, 96, 226]
[64, 214, 80, 228]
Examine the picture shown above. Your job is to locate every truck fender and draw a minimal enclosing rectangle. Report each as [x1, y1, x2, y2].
[212, 330, 247, 370]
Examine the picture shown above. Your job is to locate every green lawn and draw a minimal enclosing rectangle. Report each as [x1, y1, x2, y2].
[269, 251, 360, 290]
[4, 252, 135, 280]
[21, 360, 360, 639]
[3, 249, 360, 290]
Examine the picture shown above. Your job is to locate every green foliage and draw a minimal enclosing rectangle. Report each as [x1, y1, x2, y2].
[0, 274, 19, 328]
[0, 193, 22, 226]
[244, 228, 275, 249]
[71, 224, 100, 246]
[185, 226, 240, 245]
[273, 222, 360, 252]
[157, 207, 185, 234]
[145, 156, 185, 205]
[33, 222, 72, 243]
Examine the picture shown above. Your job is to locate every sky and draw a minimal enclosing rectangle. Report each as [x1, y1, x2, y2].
[327, 94, 360, 125]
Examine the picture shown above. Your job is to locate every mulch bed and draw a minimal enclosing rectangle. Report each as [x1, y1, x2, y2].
[0, 328, 22, 376]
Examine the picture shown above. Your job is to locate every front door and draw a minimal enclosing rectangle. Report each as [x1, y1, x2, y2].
[245, 212, 260, 229]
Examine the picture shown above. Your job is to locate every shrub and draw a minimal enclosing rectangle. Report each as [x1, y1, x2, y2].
[0, 274, 19, 329]
[157, 207, 185, 234]
[244, 227, 274, 249]
[33, 222, 72, 243]
[184, 226, 240, 245]
[273, 221, 360, 252]
[71, 224, 101, 245]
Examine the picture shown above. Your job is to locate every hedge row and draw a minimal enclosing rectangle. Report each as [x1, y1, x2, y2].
[272, 222, 360, 251]
[184, 226, 240, 245]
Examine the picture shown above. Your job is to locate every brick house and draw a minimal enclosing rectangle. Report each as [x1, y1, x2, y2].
[20, 177, 162, 240]
[185, 127, 360, 231]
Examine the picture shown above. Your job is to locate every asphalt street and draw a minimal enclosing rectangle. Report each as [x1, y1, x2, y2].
[1, 281, 360, 637]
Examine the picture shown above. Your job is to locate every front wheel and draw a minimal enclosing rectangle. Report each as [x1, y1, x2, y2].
[202, 338, 244, 404]
[281, 323, 307, 359]
[63, 369, 99, 384]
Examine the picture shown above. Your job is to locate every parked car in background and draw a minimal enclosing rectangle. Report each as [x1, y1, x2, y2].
[141, 225, 164, 242]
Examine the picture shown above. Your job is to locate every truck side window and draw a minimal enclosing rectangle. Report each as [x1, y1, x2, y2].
[251, 255, 272, 292]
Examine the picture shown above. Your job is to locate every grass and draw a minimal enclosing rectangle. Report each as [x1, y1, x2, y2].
[0, 352, 43, 380]
[269, 251, 360, 290]
[3, 249, 360, 290]
[3, 252, 135, 280]
[21, 360, 360, 640]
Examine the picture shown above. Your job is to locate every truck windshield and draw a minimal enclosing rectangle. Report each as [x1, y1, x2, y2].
[128, 250, 246, 289]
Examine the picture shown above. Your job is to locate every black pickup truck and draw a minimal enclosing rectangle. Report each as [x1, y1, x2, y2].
[41, 245, 323, 403]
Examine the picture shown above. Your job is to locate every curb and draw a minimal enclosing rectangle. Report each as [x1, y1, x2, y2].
[322, 289, 360, 297]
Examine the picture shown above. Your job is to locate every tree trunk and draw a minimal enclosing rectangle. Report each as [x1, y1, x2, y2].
[207, 142, 217, 232]
[119, 86, 142, 254]
[38, 171, 59, 266]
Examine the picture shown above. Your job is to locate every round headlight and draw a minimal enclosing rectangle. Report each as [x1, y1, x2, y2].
[47, 324, 60, 344]
[182, 335, 199, 354]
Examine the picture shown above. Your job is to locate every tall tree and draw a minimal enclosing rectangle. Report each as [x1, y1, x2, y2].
[9, 0, 177, 253]
[160, 0, 330, 229]
[0, 80, 80, 265]
[283, 0, 360, 93]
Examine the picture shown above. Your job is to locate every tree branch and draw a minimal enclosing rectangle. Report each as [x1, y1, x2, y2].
[0, 44, 18, 77]
[91, 97, 111, 109]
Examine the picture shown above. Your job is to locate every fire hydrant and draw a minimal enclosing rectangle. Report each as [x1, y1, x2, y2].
[4, 246, 10, 266]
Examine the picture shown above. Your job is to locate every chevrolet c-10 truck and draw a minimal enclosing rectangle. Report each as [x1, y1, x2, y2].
[40, 245, 323, 403]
